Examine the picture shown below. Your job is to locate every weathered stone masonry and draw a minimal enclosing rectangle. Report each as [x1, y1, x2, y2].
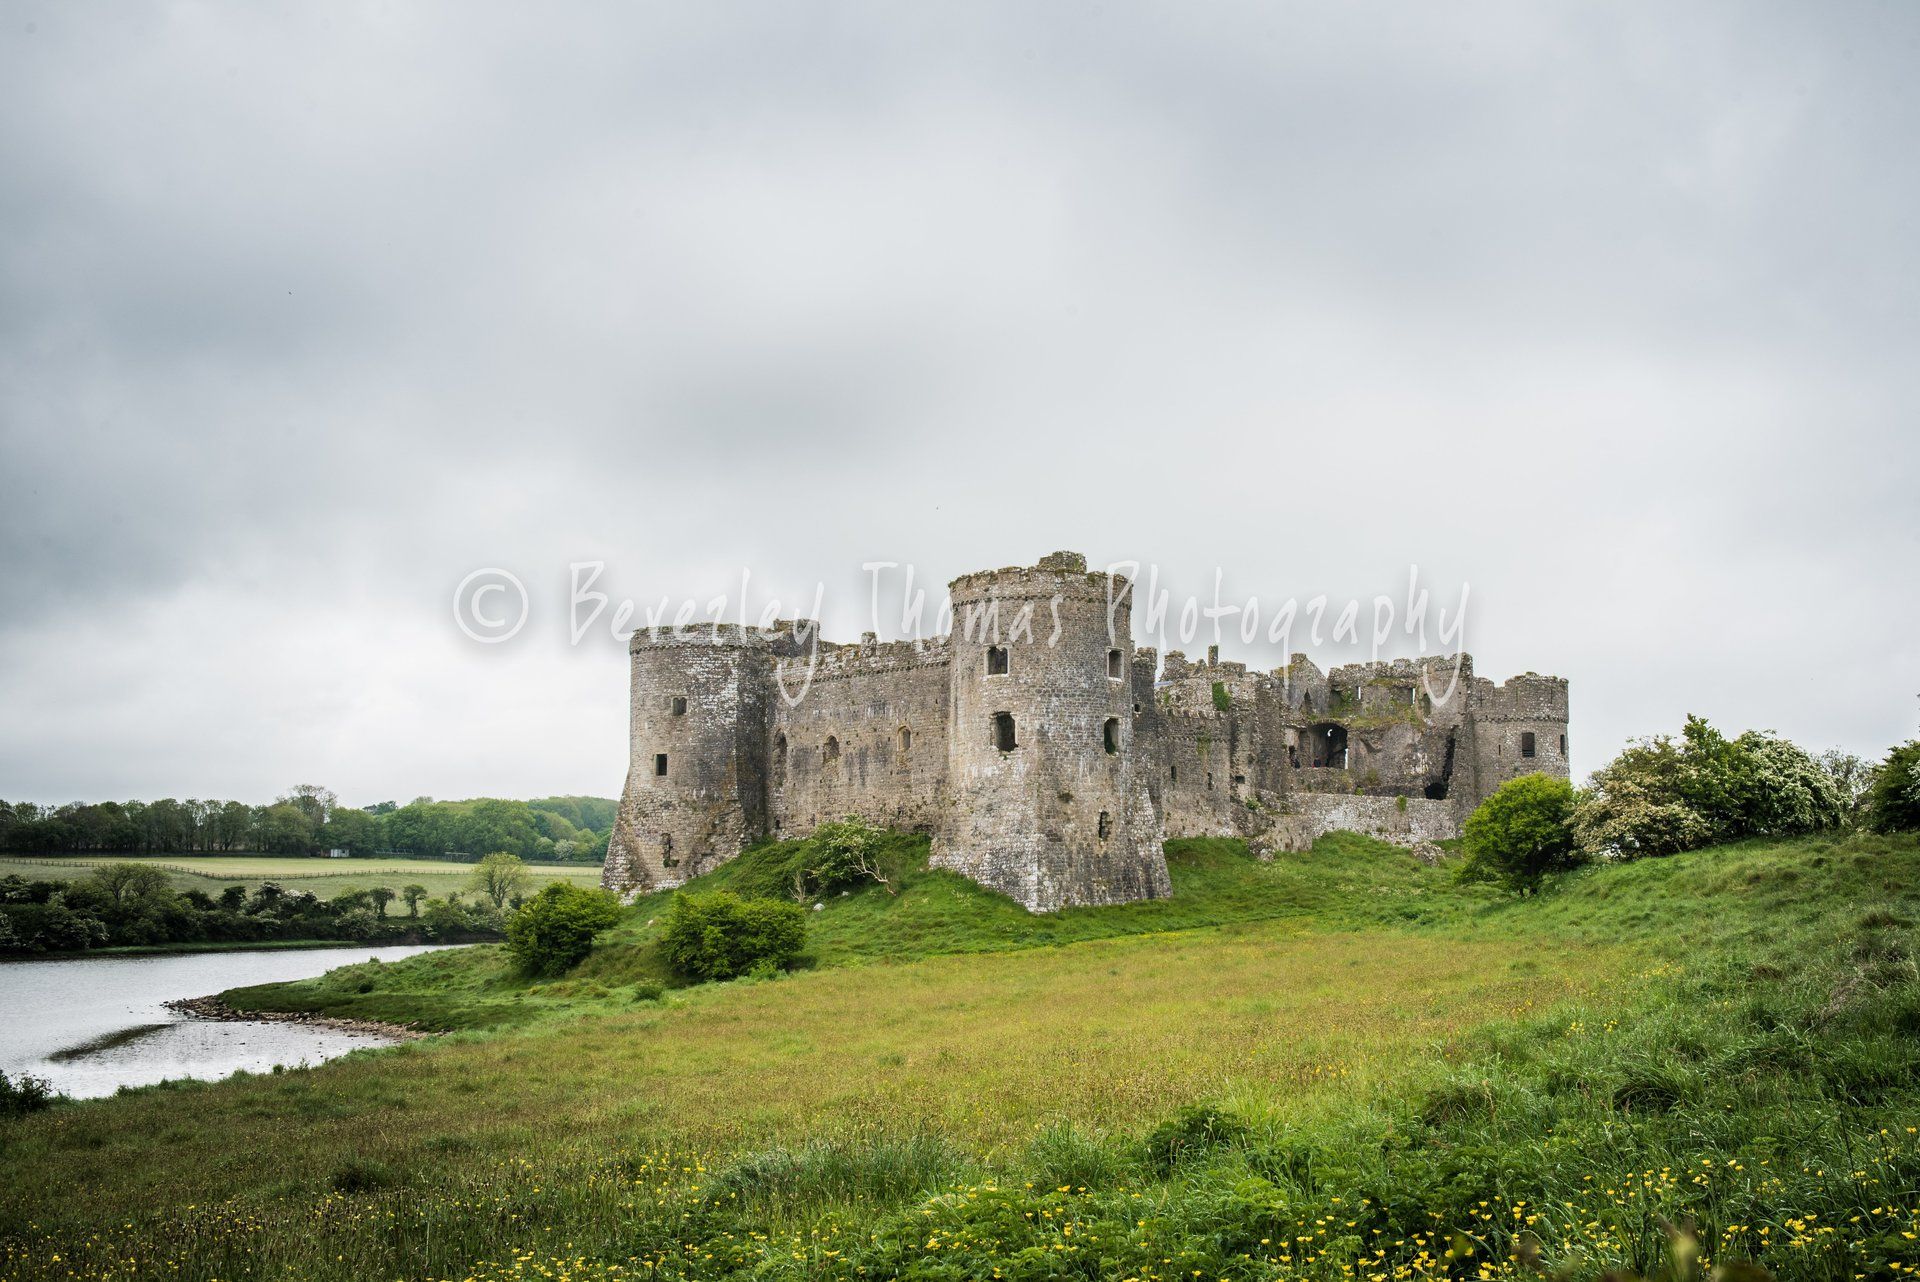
[604, 552, 1569, 911]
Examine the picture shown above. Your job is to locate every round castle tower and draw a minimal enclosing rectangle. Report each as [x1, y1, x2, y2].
[931, 551, 1170, 911]
[603, 626, 771, 895]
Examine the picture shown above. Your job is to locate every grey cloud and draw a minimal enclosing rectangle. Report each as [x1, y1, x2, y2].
[0, 0, 1915, 803]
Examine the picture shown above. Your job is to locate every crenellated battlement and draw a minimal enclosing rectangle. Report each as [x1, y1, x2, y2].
[606, 552, 1568, 909]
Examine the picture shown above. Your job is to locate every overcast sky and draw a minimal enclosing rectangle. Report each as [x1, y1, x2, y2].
[2, 1, 1916, 808]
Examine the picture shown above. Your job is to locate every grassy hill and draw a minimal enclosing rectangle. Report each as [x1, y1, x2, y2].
[2, 830, 1917, 1281]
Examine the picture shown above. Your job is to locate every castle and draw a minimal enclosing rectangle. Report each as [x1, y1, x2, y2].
[604, 552, 1570, 911]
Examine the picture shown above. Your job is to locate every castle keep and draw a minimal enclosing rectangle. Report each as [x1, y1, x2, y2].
[604, 552, 1570, 911]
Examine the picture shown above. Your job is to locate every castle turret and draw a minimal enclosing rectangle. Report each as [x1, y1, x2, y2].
[1459, 672, 1571, 811]
[931, 552, 1169, 911]
[603, 626, 771, 895]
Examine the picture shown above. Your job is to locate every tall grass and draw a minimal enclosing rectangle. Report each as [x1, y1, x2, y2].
[1, 831, 1915, 1280]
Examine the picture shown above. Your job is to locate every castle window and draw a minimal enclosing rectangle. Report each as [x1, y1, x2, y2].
[986, 645, 1009, 676]
[772, 734, 788, 787]
[1170, 764, 1178, 784]
[1097, 810, 1113, 841]
[824, 736, 841, 766]
[1520, 731, 1537, 759]
[660, 833, 676, 867]
[1559, 734, 1567, 756]
[654, 753, 668, 777]
[1108, 649, 1124, 679]
[1207, 772, 1214, 791]
[991, 711, 1017, 752]
[1305, 724, 1347, 769]
[670, 696, 687, 716]
[1103, 717, 1119, 754]
[899, 726, 912, 754]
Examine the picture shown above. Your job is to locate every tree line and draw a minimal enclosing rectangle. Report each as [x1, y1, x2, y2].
[0, 787, 615, 863]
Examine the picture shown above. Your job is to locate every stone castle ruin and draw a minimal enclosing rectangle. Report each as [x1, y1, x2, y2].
[604, 552, 1569, 911]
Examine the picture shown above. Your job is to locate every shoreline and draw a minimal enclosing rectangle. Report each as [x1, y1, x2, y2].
[3, 935, 497, 961]
[165, 994, 432, 1042]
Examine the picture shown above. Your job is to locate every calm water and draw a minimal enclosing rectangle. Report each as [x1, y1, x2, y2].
[0, 944, 449, 1098]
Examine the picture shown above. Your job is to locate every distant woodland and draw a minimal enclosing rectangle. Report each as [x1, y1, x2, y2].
[0, 788, 614, 863]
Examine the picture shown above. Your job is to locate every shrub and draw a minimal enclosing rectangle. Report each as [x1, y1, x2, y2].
[0, 1070, 58, 1118]
[661, 890, 806, 981]
[504, 883, 623, 976]
[1575, 716, 1841, 860]
[1866, 740, 1920, 833]
[1461, 774, 1581, 888]
[799, 816, 893, 897]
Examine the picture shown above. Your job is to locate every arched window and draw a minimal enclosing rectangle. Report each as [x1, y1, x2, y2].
[986, 645, 1009, 676]
[898, 726, 912, 754]
[824, 736, 841, 766]
[1107, 649, 1124, 679]
[1520, 731, 1537, 759]
[1103, 717, 1119, 754]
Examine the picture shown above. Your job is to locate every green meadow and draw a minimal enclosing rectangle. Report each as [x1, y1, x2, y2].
[0, 854, 603, 905]
[1, 831, 1917, 1281]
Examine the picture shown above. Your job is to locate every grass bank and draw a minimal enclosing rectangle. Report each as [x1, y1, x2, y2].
[1, 831, 1916, 1281]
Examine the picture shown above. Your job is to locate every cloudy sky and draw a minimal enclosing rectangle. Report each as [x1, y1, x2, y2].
[2, 1, 1915, 808]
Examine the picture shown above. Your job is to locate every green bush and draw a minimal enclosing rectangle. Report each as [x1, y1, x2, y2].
[1462, 773, 1581, 888]
[0, 1070, 57, 1118]
[1867, 740, 1920, 833]
[661, 890, 806, 981]
[503, 883, 623, 977]
[1575, 716, 1842, 860]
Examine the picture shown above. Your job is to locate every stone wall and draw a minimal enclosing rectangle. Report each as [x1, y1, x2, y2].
[605, 551, 1569, 910]
[1268, 793, 1460, 851]
[769, 638, 951, 836]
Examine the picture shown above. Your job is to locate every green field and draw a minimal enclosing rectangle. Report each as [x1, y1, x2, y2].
[0, 854, 604, 902]
[2, 831, 1917, 1281]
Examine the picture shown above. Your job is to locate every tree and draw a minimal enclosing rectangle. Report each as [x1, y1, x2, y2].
[1866, 741, 1920, 833]
[1737, 732, 1844, 835]
[322, 807, 380, 856]
[1462, 775, 1582, 889]
[367, 887, 395, 918]
[468, 852, 531, 911]
[400, 883, 428, 918]
[504, 883, 623, 976]
[280, 784, 338, 825]
[1818, 749, 1877, 821]
[254, 804, 317, 855]
[661, 890, 806, 981]
[797, 816, 893, 898]
[1574, 717, 1841, 860]
[88, 862, 175, 908]
[1574, 735, 1709, 860]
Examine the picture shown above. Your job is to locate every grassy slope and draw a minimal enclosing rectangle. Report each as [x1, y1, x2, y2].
[2, 831, 1917, 1282]
[217, 833, 1513, 1029]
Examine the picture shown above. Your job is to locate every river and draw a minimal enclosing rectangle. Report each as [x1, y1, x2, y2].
[0, 944, 450, 1099]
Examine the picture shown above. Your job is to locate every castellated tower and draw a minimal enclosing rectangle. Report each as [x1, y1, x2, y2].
[603, 626, 772, 894]
[601, 548, 1569, 909]
[930, 552, 1171, 911]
